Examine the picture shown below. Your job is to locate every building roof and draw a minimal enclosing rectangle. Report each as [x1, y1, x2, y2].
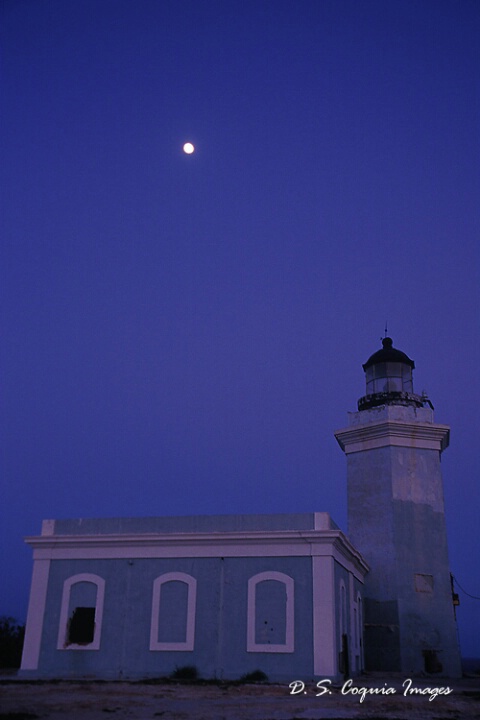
[362, 337, 415, 371]
[41, 512, 340, 536]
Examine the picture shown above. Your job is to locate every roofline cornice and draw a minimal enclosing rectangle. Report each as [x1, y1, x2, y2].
[24, 528, 369, 579]
[334, 419, 450, 454]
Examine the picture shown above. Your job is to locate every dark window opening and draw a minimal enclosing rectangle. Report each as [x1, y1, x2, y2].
[67, 607, 95, 645]
[339, 633, 350, 679]
[423, 649, 443, 674]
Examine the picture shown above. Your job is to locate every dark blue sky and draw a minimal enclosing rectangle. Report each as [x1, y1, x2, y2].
[1, 0, 479, 657]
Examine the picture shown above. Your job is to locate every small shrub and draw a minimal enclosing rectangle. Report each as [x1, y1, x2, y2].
[170, 665, 199, 680]
[0, 617, 25, 668]
[238, 669, 268, 683]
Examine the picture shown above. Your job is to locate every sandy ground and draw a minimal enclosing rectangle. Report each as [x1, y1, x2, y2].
[1, 675, 480, 720]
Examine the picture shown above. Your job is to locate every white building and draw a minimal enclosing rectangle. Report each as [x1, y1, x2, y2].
[21, 338, 461, 680]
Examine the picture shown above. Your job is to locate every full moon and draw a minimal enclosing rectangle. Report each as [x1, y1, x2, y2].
[183, 142, 195, 154]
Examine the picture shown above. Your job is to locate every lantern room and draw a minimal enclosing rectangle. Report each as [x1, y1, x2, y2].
[358, 337, 423, 411]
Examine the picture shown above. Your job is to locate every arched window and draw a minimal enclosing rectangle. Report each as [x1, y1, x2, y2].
[150, 572, 197, 651]
[339, 579, 349, 674]
[57, 573, 105, 651]
[339, 580, 347, 641]
[247, 571, 294, 653]
[357, 592, 364, 670]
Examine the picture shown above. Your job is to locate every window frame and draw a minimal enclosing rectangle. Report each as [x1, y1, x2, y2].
[57, 573, 105, 651]
[247, 571, 294, 653]
[149, 572, 197, 651]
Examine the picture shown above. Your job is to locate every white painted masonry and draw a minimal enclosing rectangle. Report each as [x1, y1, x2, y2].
[20, 558, 51, 670]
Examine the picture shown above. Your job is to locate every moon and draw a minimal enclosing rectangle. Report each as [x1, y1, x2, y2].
[183, 142, 195, 154]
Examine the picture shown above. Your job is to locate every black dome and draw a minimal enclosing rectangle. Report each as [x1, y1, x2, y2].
[362, 337, 415, 371]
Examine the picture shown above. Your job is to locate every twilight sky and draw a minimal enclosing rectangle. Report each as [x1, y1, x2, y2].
[1, 0, 479, 658]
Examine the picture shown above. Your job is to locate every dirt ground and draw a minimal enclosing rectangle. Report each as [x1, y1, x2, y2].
[1, 675, 479, 720]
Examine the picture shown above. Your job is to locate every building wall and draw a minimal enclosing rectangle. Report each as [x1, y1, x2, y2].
[347, 446, 460, 676]
[333, 561, 365, 676]
[34, 556, 312, 680]
[337, 405, 462, 677]
[22, 514, 367, 681]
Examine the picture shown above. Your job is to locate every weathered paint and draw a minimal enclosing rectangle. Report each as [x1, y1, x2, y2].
[21, 512, 367, 682]
[335, 404, 461, 677]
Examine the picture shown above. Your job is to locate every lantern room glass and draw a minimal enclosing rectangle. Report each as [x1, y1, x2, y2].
[365, 362, 413, 395]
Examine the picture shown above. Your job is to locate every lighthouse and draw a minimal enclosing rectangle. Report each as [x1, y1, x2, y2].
[335, 338, 461, 676]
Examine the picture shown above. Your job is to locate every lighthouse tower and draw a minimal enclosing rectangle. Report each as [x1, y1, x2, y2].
[335, 338, 461, 676]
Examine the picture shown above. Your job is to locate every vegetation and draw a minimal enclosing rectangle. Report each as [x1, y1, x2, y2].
[0, 617, 25, 668]
[238, 669, 268, 683]
[169, 665, 199, 680]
